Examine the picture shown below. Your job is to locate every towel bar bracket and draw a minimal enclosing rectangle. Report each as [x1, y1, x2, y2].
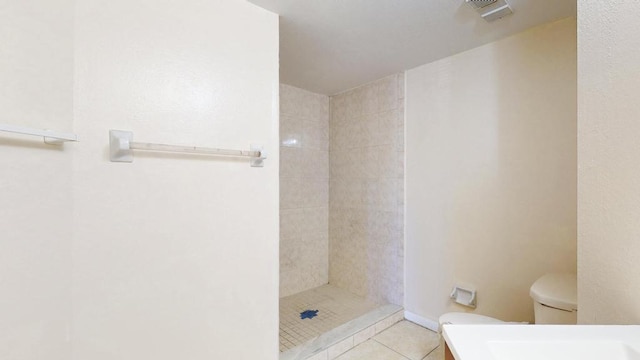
[250, 144, 265, 167]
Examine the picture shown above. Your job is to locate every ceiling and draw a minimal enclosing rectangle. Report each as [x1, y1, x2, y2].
[247, 0, 576, 95]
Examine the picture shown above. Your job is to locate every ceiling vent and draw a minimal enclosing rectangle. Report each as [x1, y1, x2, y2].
[466, 0, 513, 22]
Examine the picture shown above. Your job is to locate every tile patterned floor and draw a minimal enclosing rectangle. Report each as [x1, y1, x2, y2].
[334, 320, 443, 360]
[280, 285, 379, 352]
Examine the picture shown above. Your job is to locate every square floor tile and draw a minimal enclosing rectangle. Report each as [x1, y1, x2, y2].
[423, 345, 444, 360]
[335, 340, 407, 360]
[373, 321, 439, 360]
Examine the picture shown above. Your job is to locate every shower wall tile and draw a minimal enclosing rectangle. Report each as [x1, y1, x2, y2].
[397, 179, 405, 207]
[329, 73, 405, 306]
[331, 118, 367, 150]
[376, 75, 399, 113]
[397, 150, 405, 179]
[345, 87, 365, 119]
[329, 150, 350, 179]
[330, 209, 402, 245]
[304, 92, 326, 122]
[302, 207, 329, 234]
[280, 209, 303, 239]
[398, 106, 405, 153]
[280, 84, 300, 116]
[375, 110, 401, 147]
[329, 179, 362, 209]
[329, 232, 368, 297]
[329, 146, 399, 180]
[280, 147, 302, 178]
[373, 145, 399, 178]
[302, 149, 329, 179]
[280, 233, 329, 296]
[304, 119, 329, 150]
[304, 232, 329, 260]
[280, 176, 303, 210]
[280, 114, 303, 148]
[317, 98, 331, 125]
[280, 84, 330, 298]
[363, 179, 395, 210]
[330, 94, 347, 124]
[303, 179, 329, 208]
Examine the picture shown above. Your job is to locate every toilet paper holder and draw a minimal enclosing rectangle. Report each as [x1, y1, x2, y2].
[450, 285, 477, 308]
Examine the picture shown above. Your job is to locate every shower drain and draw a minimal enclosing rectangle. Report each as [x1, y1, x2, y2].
[300, 310, 319, 319]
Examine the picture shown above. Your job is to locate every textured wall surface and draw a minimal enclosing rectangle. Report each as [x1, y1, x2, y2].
[0, 1, 73, 359]
[279, 84, 330, 297]
[329, 74, 405, 306]
[76, 1, 278, 359]
[578, 2, 640, 324]
[406, 18, 577, 324]
[2, 1, 280, 359]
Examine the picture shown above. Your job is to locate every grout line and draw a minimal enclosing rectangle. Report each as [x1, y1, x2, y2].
[371, 339, 412, 360]
[420, 345, 441, 360]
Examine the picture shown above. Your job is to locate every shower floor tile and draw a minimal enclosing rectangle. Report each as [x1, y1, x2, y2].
[279, 284, 379, 352]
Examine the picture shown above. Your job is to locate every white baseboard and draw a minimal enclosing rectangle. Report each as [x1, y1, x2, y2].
[404, 311, 440, 332]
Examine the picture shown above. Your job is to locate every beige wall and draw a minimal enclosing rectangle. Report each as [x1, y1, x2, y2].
[578, 3, 640, 324]
[1, 0, 280, 359]
[329, 74, 405, 305]
[279, 84, 330, 297]
[0, 1, 74, 359]
[406, 18, 577, 324]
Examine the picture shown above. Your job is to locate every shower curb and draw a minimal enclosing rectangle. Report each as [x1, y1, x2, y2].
[280, 304, 404, 360]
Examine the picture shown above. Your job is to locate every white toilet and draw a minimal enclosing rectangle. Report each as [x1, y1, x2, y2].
[439, 272, 577, 329]
[529, 272, 578, 324]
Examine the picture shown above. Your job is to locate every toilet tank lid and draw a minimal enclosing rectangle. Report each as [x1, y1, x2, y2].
[530, 273, 577, 311]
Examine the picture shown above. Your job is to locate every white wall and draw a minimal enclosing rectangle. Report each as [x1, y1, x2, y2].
[1, 0, 279, 359]
[71, 1, 279, 359]
[0, 1, 74, 359]
[406, 18, 577, 324]
[578, 2, 640, 324]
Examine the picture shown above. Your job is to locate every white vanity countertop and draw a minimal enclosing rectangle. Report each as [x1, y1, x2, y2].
[442, 324, 640, 360]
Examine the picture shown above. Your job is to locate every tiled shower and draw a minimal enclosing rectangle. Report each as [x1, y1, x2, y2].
[329, 74, 405, 306]
[279, 84, 330, 298]
[279, 74, 405, 353]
